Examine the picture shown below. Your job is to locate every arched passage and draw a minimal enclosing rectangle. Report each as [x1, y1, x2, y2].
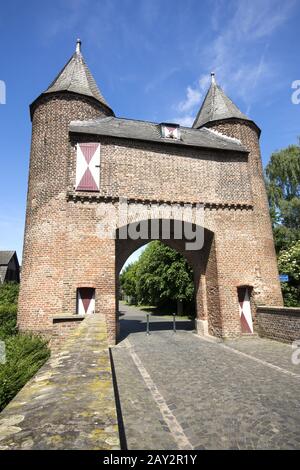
[114, 219, 222, 343]
[117, 241, 196, 341]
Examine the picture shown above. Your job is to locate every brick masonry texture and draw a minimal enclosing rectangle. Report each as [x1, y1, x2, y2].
[257, 306, 300, 343]
[18, 89, 284, 345]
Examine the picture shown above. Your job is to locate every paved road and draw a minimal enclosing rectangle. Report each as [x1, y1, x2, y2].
[111, 304, 300, 450]
[117, 303, 194, 342]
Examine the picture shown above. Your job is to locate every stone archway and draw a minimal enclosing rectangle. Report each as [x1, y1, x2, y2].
[115, 219, 221, 342]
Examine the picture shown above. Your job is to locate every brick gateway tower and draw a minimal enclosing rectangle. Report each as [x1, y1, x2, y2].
[18, 41, 283, 344]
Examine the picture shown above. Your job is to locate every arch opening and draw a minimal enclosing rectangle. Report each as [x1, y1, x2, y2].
[117, 241, 196, 342]
[114, 219, 221, 343]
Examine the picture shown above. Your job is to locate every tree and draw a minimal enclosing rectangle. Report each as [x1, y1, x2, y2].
[120, 262, 139, 303]
[277, 241, 300, 307]
[265, 144, 300, 252]
[121, 241, 195, 314]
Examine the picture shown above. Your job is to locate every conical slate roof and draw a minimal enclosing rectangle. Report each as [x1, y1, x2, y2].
[37, 40, 112, 112]
[193, 73, 250, 129]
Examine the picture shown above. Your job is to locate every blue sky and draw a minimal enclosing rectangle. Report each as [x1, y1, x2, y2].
[0, 0, 299, 264]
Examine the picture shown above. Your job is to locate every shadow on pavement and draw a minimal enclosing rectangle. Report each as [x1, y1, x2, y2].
[117, 309, 194, 342]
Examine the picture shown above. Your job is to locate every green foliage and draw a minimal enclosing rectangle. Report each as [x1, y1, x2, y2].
[120, 242, 194, 313]
[120, 262, 139, 302]
[265, 144, 300, 252]
[0, 282, 50, 412]
[0, 282, 19, 306]
[0, 304, 17, 315]
[0, 309, 17, 340]
[277, 241, 300, 307]
[265, 143, 300, 306]
[0, 334, 50, 411]
[0, 283, 19, 339]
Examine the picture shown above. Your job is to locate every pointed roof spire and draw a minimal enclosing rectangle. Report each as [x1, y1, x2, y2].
[76, 38, 82, 54]
[193, 73, 251, 129]
[32, 40, 113, 114]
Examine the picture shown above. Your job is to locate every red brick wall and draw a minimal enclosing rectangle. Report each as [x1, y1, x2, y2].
[18, 93, 283, 345]
[18, 92, 112, 335]
[205, 119, 283, 308]
[68, 134, 252, 205]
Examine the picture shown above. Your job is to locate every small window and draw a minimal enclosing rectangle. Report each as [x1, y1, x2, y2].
[160, 123, 181, 140]
[76, 287, 95, 315]
[75, 143, 100, 191]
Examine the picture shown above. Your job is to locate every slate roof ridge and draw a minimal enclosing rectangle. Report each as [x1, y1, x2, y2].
[203, 127, 243, 144]
[71, 115, 167, 127]
[71, 115, 244, 141]
[69, 115, 248, 153]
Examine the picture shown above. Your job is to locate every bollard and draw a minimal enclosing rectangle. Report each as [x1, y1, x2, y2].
[146, 313, 150, 335]
[173, 313, 176, 333]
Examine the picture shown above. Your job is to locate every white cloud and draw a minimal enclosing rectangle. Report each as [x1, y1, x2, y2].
[198, 74, 210, 91]
[174, 115, 195, 127]
[208, 0, 296, 97]
[41, 0, 296, 127]
[173, 73, 210, 127]
[233, 0, 295, 40]
[177, 86, 202, 113]
[174, 0, 296, 125]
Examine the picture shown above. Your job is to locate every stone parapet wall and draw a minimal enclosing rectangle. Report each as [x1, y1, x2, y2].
[50, 315, 85, 350]
[256, 306, 300, 343]
[0, 314, 120, 450]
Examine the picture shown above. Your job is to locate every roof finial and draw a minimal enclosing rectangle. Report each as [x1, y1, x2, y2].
[211, 72, 216, 85]
[76, 38, 82, 54]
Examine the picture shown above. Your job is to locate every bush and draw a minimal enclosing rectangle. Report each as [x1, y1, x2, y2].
[0, 304, 17, 315]
[0, 282, 19, 339]
[278, 241, 300, 307]
[0, 333, 50, 411]
[0, 282, 50, 412]
[0, 308, 17, 340]
[0, 282, 19, 305]
[280, 284, 300, 307]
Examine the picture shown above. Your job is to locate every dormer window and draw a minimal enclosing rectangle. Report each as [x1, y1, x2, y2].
[160, 123, 181, 140]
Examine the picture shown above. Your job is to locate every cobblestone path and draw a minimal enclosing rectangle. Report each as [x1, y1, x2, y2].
[111, 303, 300, 450]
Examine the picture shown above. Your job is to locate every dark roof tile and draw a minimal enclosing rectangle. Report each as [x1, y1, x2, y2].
[0, 251, 15, 265]
[69, 116, 247, 153]
[193, 79, 250, 129]
[35, 41, 112, 112]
